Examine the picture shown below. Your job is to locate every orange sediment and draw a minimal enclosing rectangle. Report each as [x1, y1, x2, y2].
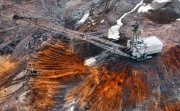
[66, 67, 150, 111]
[29, 42, 88, 110]
[0, 56, 17, 79]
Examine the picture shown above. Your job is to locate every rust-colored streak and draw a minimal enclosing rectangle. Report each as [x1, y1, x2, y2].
[30, 42, 87, 78]
[30, 42, 88, 110]
[161, 46, 180, 73]
[30, 77, 61, 111]
[0, 56, 17, 78]
[0, 56, 18, 88]
[66, 67, 150, 111]
[66, 68, 102, 108]
[162, 103, 180, 111]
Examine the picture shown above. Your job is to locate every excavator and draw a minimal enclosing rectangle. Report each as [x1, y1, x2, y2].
[13, 14, 164, 65]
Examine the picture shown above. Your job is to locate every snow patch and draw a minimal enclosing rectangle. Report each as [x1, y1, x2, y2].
[177, 18, 180, 21]
[138, 4, 154, 13]
[108, 0, 143, 40]
[64, 100, 76, 111]
[108, 25, 121, 40]
[138, 0, 173, 13]
[13, 70, 27, 80]
[154, 0, 172, 3]
[77, 10, 90, 25]
[84, 57, 96, 66]
[101, 19, 105, 23]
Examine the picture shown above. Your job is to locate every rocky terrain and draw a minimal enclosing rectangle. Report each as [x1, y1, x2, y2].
[0, 0, 180, 111]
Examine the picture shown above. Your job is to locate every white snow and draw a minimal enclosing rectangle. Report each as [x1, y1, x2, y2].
[138, 0, 172, 13]
[84, 57, 96, 66]
[154, 0, 172, 3]
[138, 4, 154, 13]
[177, 18, 180, 21]
[64, 100, 75, 111]
[67, 105, 75, 111]
[101, 19, 105, 23]
[108, 0, 143, 40]
[77, 11, 90, 25]
[108, 25, 121, 40]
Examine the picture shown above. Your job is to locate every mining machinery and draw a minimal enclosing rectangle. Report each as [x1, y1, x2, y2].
[13, 15, 164, 63]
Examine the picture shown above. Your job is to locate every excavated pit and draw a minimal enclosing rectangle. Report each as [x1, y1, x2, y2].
[0, 0, 180, 111]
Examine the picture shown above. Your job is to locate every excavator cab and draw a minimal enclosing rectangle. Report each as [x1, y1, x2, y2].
[127, 22, 164, 61]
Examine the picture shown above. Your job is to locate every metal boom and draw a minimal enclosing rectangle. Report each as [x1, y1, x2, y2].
[14, 15, 131, 58]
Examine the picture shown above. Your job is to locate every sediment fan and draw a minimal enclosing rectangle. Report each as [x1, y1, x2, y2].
[29, 42, 150, 111]
[0, 0, 179, 111]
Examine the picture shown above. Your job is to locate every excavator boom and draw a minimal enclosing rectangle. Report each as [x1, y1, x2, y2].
[14, 15, 131, 58]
